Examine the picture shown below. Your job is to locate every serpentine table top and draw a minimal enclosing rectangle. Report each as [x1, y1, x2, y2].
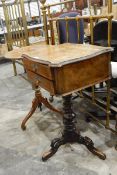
[5, 43, 113, 67]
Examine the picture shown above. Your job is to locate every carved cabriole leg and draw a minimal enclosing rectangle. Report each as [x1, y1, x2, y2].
[42, 94, 106, 161]
[21, 87, 63, 130]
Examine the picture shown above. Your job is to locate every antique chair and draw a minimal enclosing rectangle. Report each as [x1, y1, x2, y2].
[2, 0, 44, 76]
[1, 0, 29, 76]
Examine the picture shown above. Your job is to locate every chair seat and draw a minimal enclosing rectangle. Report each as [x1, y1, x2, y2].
[111, 62, 117, 78]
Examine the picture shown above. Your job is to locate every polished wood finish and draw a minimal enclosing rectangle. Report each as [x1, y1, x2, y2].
[5, 43, 112, 95]
[20, 43, 112, 96]
[26, 70, 55, 94]
[23, 58, 54, 80]
[5, 43, 112, 62]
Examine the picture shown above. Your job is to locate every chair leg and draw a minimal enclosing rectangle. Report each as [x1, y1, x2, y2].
[12, 60, 17, 76]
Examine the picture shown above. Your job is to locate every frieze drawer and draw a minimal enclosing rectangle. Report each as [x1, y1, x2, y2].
[23, 57, 54, 80]
[27, 70, 55, 95]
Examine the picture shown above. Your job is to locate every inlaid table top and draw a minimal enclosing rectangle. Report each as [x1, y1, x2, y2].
[5, 43, 113, 67]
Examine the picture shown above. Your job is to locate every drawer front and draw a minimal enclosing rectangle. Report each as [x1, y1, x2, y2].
[27, 70, 55, 95]
[23, 57, 53, 80]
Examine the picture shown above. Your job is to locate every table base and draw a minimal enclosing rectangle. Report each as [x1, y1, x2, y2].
[42, 94, 106, 161]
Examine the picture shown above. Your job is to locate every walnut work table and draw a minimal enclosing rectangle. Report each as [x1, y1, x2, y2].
[5, 43, 113, 161]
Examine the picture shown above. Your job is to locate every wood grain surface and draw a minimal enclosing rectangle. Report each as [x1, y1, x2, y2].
[5, 43, 113, 67]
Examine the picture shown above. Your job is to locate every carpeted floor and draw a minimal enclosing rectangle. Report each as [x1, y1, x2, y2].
[0, 62, 117, 175]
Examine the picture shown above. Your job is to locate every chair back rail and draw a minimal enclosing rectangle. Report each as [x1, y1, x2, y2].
[48, 14, 113, 46]
[40, 0, 113, 47]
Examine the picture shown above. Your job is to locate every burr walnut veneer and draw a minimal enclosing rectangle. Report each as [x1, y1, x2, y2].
[6, 43, 112, 95]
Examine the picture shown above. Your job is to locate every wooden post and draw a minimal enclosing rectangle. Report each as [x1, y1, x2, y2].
[40, 0, 49, 44]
